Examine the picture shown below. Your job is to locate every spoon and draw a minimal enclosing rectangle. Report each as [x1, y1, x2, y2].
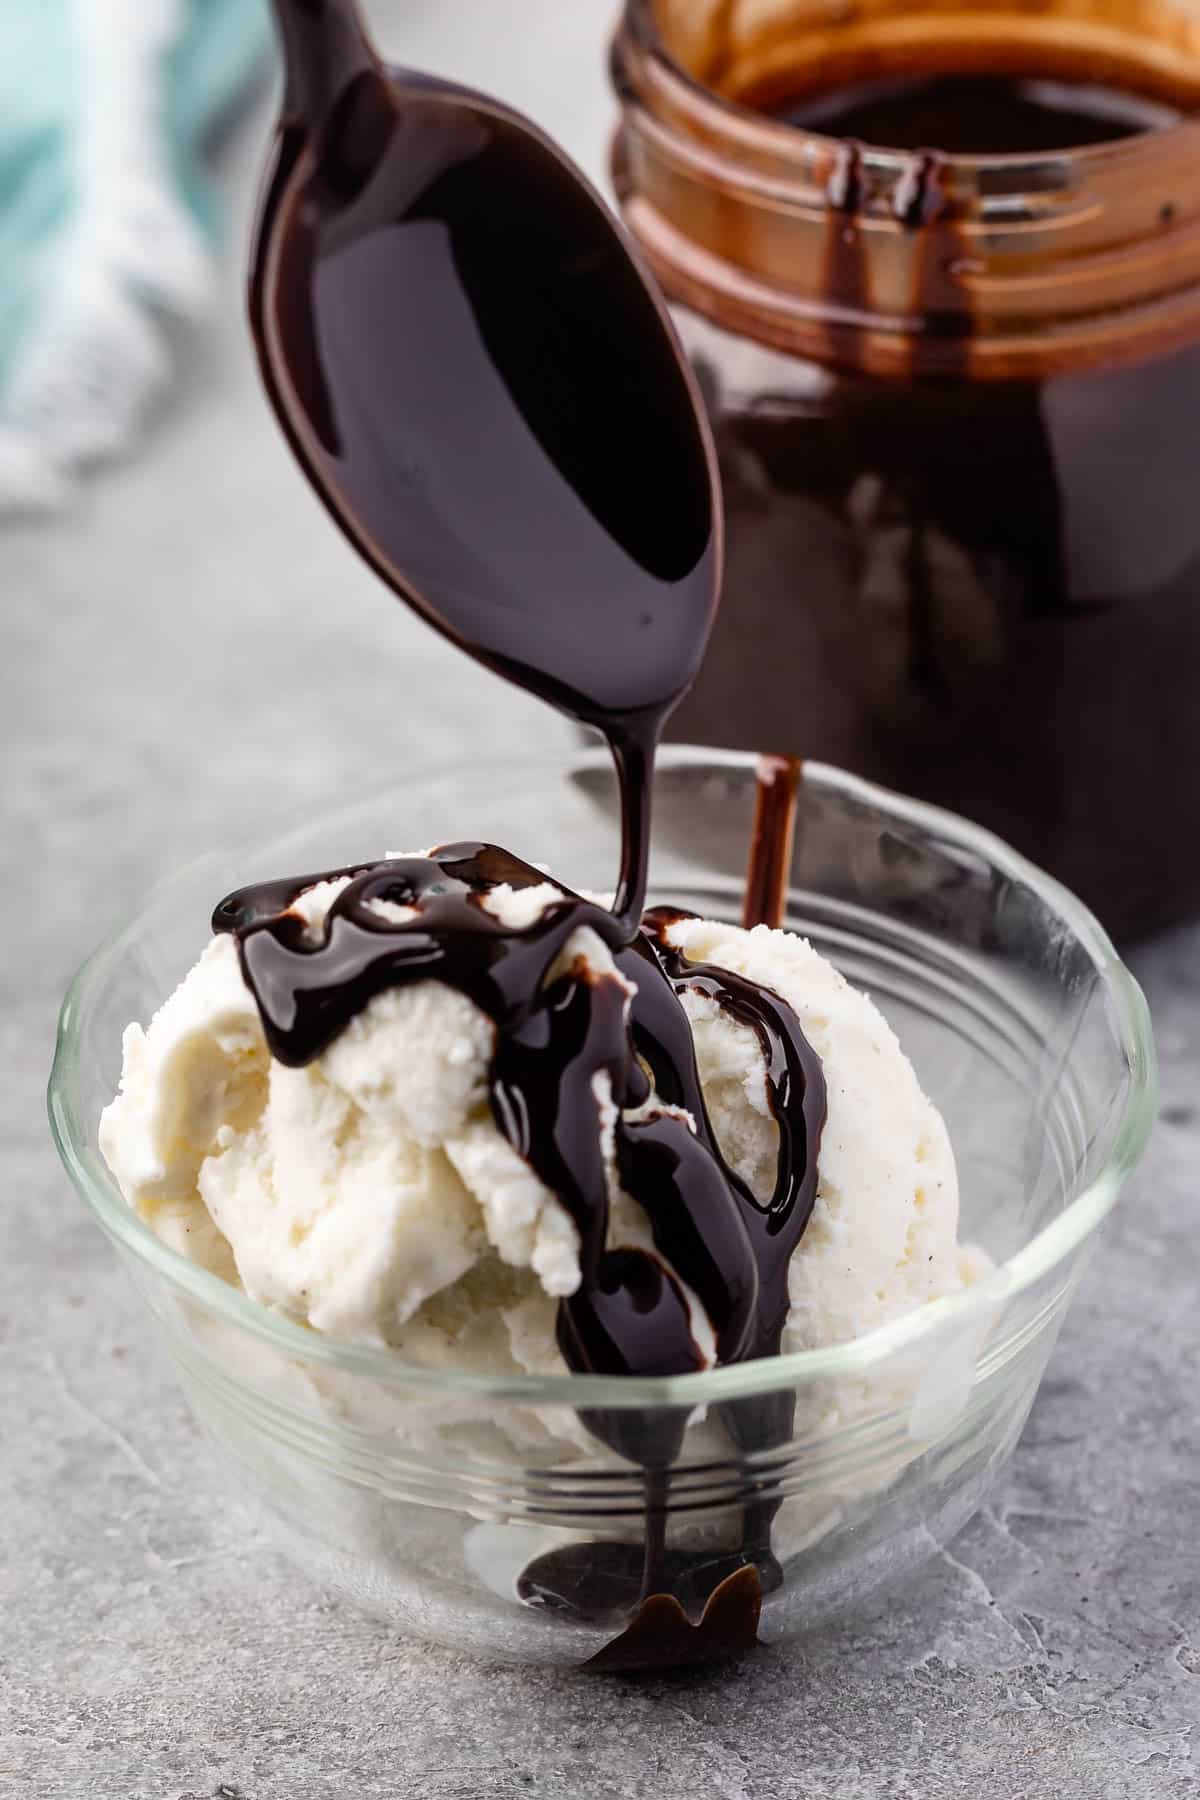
[251, 0, 723, 931]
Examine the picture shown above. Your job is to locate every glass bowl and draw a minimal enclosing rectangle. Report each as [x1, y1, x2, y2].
[48, 748, 1156, 1671]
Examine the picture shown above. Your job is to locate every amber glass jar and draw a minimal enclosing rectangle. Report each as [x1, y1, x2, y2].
[611, 0, 1200, 939]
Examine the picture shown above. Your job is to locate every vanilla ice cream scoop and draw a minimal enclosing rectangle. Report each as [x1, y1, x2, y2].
[100, 855, 976, 1385]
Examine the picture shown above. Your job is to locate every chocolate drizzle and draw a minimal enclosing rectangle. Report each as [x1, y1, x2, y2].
[824, 142, 870, 368]
[214, 847, 825, 1411]
[743, 754, 802, 932]
[215, 840, 826, 1633]
[244, 0, 828, 1665]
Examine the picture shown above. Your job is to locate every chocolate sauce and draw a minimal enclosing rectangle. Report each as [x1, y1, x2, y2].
[653, 60, 1200, 937]
[215, 852, 824, 1446]
[516, 1502, 769, 1673]
[584, 1566, 763, 1673]
[244, 0, 829, 1667]
[823, 142, 871, 369]
[796, 71, 1168, 377]
[216, 848, 825, 1647]
[772, 73, 1176, 154]
[252, 0, 721, 929]
[743, 755, 802, 931]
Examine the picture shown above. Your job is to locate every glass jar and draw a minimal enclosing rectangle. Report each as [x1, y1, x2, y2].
[611, 0, 1200, 940]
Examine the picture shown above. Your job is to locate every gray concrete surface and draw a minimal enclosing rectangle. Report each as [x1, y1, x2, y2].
[3, 5, 1198, 1796]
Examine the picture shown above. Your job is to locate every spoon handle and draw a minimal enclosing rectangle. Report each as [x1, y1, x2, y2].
[269, 0, 381, 129]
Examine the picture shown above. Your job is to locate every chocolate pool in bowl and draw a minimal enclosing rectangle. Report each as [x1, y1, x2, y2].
[613, 0, 1200, 940]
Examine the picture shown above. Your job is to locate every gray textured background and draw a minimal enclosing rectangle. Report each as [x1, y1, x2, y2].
[4, 4, 1197, 1796]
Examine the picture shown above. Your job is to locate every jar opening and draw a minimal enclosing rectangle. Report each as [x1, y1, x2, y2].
[615, 0, 1200, 377]
[640, 0, 1200, 157]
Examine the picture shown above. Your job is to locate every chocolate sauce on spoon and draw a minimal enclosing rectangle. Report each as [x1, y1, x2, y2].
[252, 0, 720, 928]
[240, 0, 827, 1667]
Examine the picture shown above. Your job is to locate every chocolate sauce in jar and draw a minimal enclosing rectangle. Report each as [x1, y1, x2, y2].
[613, 5, 1200, 940]
[775, 73, 1175, 154]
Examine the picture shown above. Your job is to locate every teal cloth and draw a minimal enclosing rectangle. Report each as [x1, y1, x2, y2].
[0, 0, 272, 402]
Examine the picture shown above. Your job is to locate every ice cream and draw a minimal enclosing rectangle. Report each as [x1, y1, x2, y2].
[99, 859, 976, 1386]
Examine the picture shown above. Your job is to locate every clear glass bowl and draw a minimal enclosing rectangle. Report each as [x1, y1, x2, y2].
[48, 748, 1156, 1671]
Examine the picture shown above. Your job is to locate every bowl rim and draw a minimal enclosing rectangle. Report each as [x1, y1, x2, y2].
[47, 747, 1158, 1410]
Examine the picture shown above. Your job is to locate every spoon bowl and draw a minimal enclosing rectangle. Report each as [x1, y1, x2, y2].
[252, 0, 723, 749]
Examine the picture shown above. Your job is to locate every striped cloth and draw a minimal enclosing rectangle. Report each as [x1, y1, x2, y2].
[0, 0, 271, 514]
